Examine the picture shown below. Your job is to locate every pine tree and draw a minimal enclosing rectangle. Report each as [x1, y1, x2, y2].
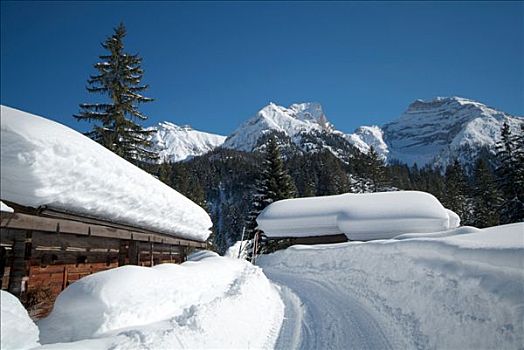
[442, 159, 472, 224]
[158, 160, 173, 186]
[366, 146, 387, 192]
[245, 137, 296, 256]
[316, 151, 350, 195]
[74, 23, 156, 163]
[495, 122, 524, 223]
[472, 158, 501, 227]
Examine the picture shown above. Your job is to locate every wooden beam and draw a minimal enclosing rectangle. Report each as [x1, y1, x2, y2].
[7, 231, 30, 297]
[128, 241, 139, 265]
[1, 212, 206, 248]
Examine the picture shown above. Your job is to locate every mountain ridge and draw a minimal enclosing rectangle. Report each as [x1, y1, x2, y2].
[149, 96, 523, 169]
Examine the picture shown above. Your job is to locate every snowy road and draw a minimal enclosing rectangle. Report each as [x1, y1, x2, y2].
[266, 270, 399, 350]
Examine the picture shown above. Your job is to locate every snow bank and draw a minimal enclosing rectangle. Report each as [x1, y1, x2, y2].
[0, 105, 211, 241]
[1, 291, 40, 350]
[0, 200, 14, 213]
[259, 223, 524, 349]
[257, 191, 459, 240]
[38, 255, 283, 349]
[224, 240, 250, 259]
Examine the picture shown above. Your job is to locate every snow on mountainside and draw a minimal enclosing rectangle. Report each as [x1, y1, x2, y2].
[149, 97, 521, 168]
[345, 125, 388, 159]
[349, 96, 523, 169]
[222, 102, 335, 152]
[147, 122, 226, 162]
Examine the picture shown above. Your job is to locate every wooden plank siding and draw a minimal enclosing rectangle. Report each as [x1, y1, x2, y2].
[1, 212, 206, 248]
[0, 210, 207, 319]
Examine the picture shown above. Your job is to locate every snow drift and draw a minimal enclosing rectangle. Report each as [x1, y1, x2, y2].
[1, 291, 40, 350]
[0, 105, 212, 241]
[257, 191, 459, 240]
[259, 223, 524, 349]
[38, 255, 284, 349]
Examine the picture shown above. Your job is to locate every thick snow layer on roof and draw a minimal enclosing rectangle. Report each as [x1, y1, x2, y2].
[0, 106, 211, 241]
[259, 223, 524, 349]
[257, 191, 458, 240]
[38, 256, 283, 349]
[1, 291, 40, 350]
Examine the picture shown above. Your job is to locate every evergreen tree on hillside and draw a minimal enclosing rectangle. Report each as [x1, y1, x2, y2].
[172, 163, 207, 210]
[472, 158, 501, 227]
[442, 160, 472, 224]
[245, 137, 296, 255]
[316, 151, 350, 195]
[495, 122, 524, 223]
[365, 146, 387, 192]
[74, 23, 156, 163]
[158, 160, 173, 186]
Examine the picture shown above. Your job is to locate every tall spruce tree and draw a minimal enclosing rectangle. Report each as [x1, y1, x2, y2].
[245, 137, 296, 255]
[75, 23, 156, 163]
[495, 122, 524, 223]
[472, 158, 500, 227]
[442, 159, 473, 224]
[366, 146, 387, 192]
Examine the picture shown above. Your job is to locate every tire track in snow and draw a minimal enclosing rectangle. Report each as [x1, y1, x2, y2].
[267, 270, 394, 350]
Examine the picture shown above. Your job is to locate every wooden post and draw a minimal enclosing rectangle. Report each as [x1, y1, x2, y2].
[8, 230, 31, 297]
[118, 240, 128, 266]
[149, 242, 154, 267]
[62, 265, 68, 290]
[128, 240, 139, 265]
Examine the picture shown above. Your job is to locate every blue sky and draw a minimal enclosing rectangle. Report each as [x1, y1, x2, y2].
[1, 1, 523, 135]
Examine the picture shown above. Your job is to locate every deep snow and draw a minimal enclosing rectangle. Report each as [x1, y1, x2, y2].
[1, 291, 40, 350]
[1, 224, 522, 349]
[257, 191, 460, 240]
[37, 253, 283, 349]
[259, 223, 524, 349]
[0, 105, 211, 241]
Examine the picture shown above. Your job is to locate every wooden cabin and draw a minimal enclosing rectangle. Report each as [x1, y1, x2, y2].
[1, 106, 213, 319]
[0, 202, 206, 318]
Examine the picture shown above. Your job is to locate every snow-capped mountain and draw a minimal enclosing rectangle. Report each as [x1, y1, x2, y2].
[147, 122, 226, 162]
[348, 96, 523, 169]
[149, 97, 522, 168]
[345, 125, 389, 159]
[222, 102, 335, 152]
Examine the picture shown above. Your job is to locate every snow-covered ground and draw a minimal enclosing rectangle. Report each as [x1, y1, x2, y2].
[224, 240, 250, 260]
[1, 219, 521, 349]
[259, 223, 524, 349]
[1, 291, 40, 350]
[0, 106, 211, 241]
[35, 253, 283, 349]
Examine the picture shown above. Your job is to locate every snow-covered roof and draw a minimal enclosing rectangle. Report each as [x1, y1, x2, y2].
[0, 105, 212, 241]
[256, 191, 459, 240]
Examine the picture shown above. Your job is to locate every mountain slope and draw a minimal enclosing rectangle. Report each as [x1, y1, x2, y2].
[147, 122, 226, 162]
[348, 97, 523, 169]
[222, 102, 334, 152]
[148, 97, 522, 169]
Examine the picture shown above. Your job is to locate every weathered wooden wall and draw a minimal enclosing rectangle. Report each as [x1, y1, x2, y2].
[0, 223, 198, 319]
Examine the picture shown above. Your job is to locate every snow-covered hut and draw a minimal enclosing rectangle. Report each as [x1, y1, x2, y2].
[257, 191, 460, 243]
[0, 106, 212, 316]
